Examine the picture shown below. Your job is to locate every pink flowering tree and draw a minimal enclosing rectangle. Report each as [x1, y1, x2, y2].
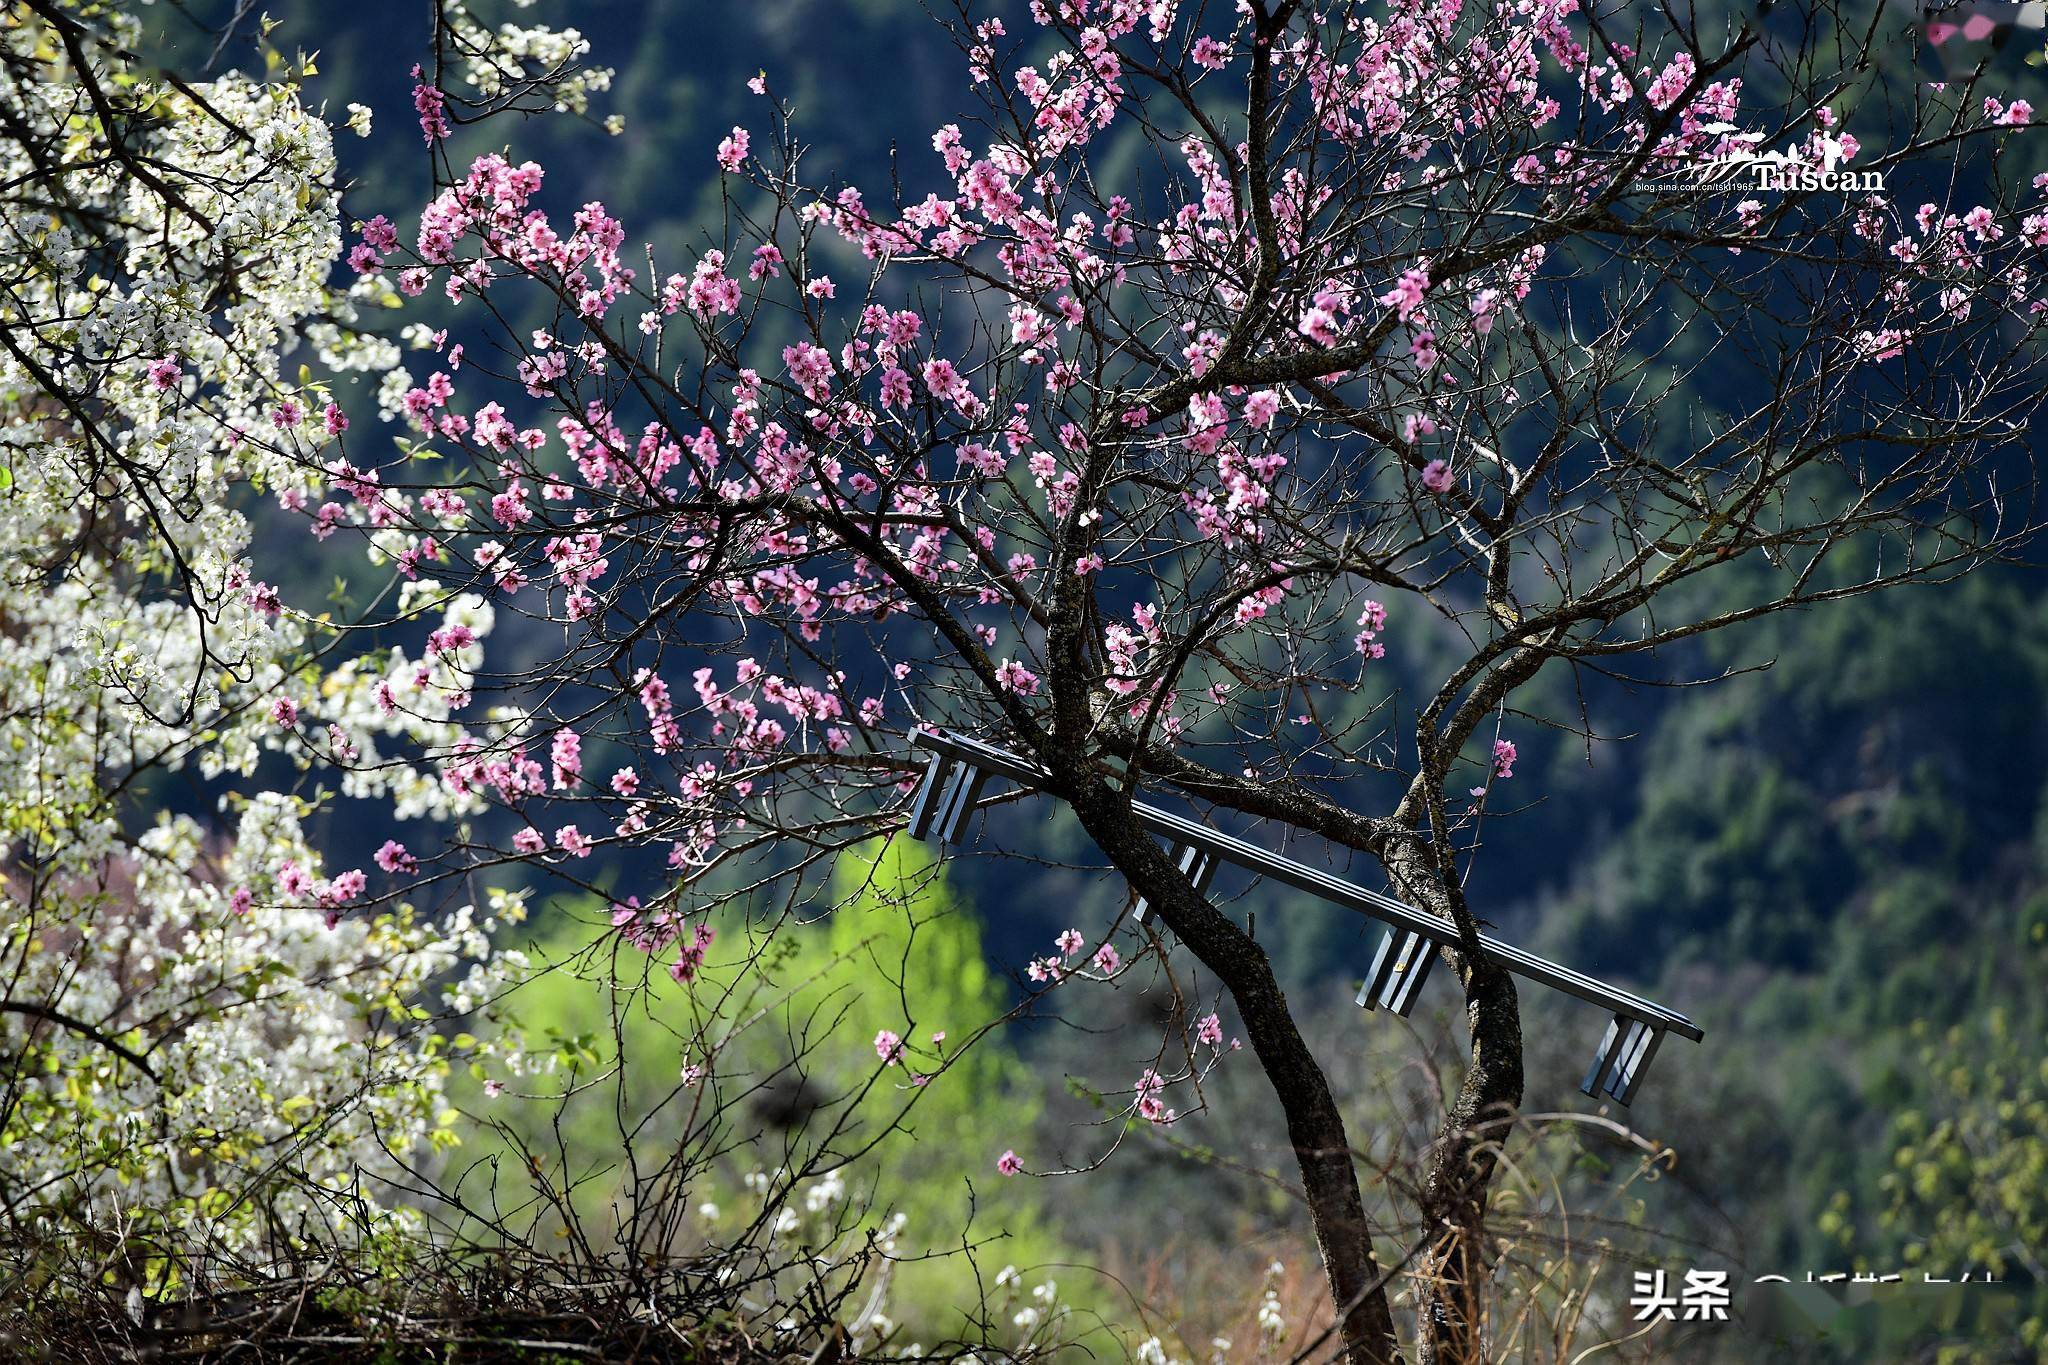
[288, 0, 2046, 1358]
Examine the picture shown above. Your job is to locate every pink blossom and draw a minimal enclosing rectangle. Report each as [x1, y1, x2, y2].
[1379, 265, 1430, 321]
[1645, 52, 1696, 110]
[411, 66, 449, 142]
[324, 868, 366, 904]
[995, 659, 1041, 695]
[671, 922, 715, 983]
[784, 341, 833, 395]
[1470, 290, 1502, 334]
[374, 839, 418, 874]
[1422, 459, 1454, 493]
[1093, 942, 1121, 974]
[921, 356, 968, 403]
[269, 696, 299, 727]
[874, 1029, 904, 1063]
[996, 1149, 1023, 1176]
[550, 729, 583, 788]
[556, 824, 592, 857]
[512, 826, 546, 854]
[1356, 596, 1388, 660]
[1492, 739, 1517, 779]
[1055, 928, 1084, 958]
[716, 126, 751, 172]
[1197, 1013, 1224, 1046]
[1855, 327, 1912, 362]
[879, 366, 913, 408]
[146, 357, 179, 391]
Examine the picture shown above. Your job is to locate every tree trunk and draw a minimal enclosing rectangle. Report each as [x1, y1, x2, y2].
[1413, 953, 1524, 1365]
[1066, 783, 1404, 1365]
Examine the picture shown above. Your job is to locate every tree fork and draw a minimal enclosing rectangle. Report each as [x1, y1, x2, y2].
[1065, 778, 1404, 1365]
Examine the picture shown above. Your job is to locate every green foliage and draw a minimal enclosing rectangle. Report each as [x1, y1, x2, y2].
[1876, 1012, 2048, 1287]
[1772, 1007, 2048, 1365]
[459, 839, 1072, 1337]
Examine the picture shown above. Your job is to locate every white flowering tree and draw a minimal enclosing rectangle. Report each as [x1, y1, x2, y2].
[4, 0, 2045, 1360]
[0, 8, 958, 1354]
[0, 0, 532, 1300]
